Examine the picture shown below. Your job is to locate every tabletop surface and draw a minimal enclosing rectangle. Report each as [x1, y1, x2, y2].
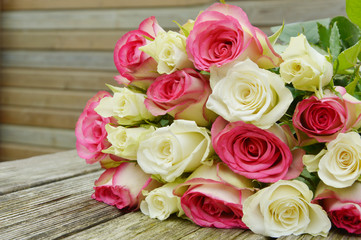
[0, 150, 359, 240]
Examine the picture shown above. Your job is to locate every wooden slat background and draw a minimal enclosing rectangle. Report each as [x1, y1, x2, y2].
[0, 0, 346, 161]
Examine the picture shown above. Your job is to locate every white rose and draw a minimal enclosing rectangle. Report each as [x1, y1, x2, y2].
[139, 31, 194, 74]
[137, 120, 213, 182]
[95, 85, 155, 125]
[243, 180, 331, 238]
[103, 124, 155, 160]
[318, 132, 361, 188]
[140, 181, 184, 220]
[280, 34, 333, 92]
[302, 149, 327, 173]
[206, 59, 293, 129]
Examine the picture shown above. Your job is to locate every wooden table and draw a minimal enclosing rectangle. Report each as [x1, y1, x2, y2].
[0, 150, 359, 240]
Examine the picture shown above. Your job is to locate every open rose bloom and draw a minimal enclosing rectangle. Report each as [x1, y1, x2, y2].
[75, 1, 361, 238]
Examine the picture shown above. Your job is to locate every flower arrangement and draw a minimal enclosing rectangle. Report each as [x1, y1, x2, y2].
[75, 0, 361, 237]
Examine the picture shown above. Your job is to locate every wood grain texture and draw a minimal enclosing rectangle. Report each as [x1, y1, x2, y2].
[0, 151, 358, 239]
[0, 27, 272, 50]
[1, 30, 125, 50]
[0, 50, 114, 70]
[0, 150, 98, 194]
[1, 0, 345, 30]
[2, 0, 212, 10]
[0, 171, 124, 240]
[0, 87, 96, 110]
[0, 124, 76, 148]
[0, 142, 65, 161]
[0, 68, 115, 91]
[0, 105, 80, 129]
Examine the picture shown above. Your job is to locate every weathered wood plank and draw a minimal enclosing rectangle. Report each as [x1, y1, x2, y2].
[0, 124, 76, 149]
[63, 209, 357, 240]
[0, 171, 125, 240]
[2, 0, 212, 11]
[1, 0, 345, 30]
[1, 30, 125, 50]
[0, 50, 114, 70]
[0, 142, 65, 161]
[0, 87, 95, 110]
[0, 105, 80, 129]
[0, 150, 98, 194]
[0, 27, 272, 50]
[0, 68, 115, 91]
[0, 150, 357, 239]
[64, 211, 267, 240]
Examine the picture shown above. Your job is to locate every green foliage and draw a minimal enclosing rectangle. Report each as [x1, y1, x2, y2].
[173, 20, 190, 37]
[335, 40, 361, 73]
[329, 22, 342, 61]
[345, 65, 361, 98]
[268, 22, 284, 45]
[330, 16, 360, 49]
[317, 23, 330, 50]
[270, 18, 330, 44]
[346, 0, 361, 29]
[295, 168, 320, 195]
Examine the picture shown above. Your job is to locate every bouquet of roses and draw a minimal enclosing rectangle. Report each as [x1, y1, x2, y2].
[75, 0, 361, 237]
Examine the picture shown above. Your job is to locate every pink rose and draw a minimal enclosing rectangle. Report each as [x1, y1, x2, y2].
[92, 162, 161, 211]
[145, 68, 216, 126]
[113, 16, 164, 88]
[186, 3, 281, 72]
[314, 182, 361, 234]
[211, 117, 304, 183]
[75, 91, 116, 164]
[174, 162, 254, 228]
[293, 87, 361, 143]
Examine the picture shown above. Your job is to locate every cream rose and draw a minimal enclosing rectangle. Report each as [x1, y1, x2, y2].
[140, 181, 184, 220]
[206, 59, 293, 129]
[95, 85, 156, 125]
[280, 34, 333, 92]
[139, 31, 194, 74]
[243, 180, 331, 237]
[318, 132, 361, 188]
[302, 149, 327, 173]
[137, 120, 213, 182]
[102, 124, 155, 160]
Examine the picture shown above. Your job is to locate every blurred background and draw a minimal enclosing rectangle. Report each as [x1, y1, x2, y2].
[0, 0, 346, 161]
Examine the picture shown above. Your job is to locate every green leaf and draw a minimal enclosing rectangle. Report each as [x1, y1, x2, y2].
[329, 22, 342, 61]
[345, 70, 360, 95]
[346, 0, 361, 29]
[294, 168, 320, 194]
[268, 21, 284, 45]
[330, 16, 360, 49]
[270, 18, 330, 44]
[200, 70, 210, 76]
[336, 40, 361, 73]
[317, 23, 330, 50]
[142, 35, 154, 41]
[173, 20, 190, 37]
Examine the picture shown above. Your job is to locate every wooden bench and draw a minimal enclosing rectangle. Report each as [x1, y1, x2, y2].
[0, 150, 358, 239]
